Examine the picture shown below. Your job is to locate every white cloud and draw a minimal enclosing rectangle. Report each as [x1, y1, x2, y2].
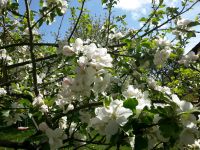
[115, 0, 181, 11]
[115, 0, 151, 11]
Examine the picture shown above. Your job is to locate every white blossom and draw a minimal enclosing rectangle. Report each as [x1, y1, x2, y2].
[40, 104, 49, 113]
[39, 122, 49, 132]
[109, 32, 124, 39]
[3, 102, 26, 126]
[178, 51, 199, 66]
[155, 38, 171, 47]
[147, 78, 157, 89]
[11, 102, 24, 109]
[90, 100, 132, 141]
[73, 38, 83, 52]
[4, 113, 26, 126]
[123, 85, 141, 98]
[79, 110, 91, 124]
[153, 49, 171, 67]
[129, 136, 135, 149]
[177, 18, 192, 27]
[147, 78, 172, 95]
[32, 94, 44, 106]
[0, 0, 8, 9]
[0, 88, 7, 95]
[123, 85, 151, 110]
[147, 126, 169, 149]
[39, 122, 67, 150]
[46, 0, 68, 14]
[59, 116, 67, 129]
[188, 139, 200, 149]
[63, 103, 74, 113]
[171, 94, 194, 112]
[179, 127, 198, 147]
[24, 28, 39, 35]
[0, 49, 12, 62]
[62, 45, 75, 56]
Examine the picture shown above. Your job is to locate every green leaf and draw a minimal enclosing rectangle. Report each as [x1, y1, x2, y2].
[135, 135, 148, 150]
[156, 10, 165, 15]
[139, 17, 147, 22]
[123, 98, 138, 111]
[159, 118, 182, 138]
[151, 18, 159, 25]
[187, 31, 196, 38]
[141, 41, 152, 48]
[101, 0, 108, 4]
[2, 110, 10, 117]
[139, 109, 154, 124]
[159, 0, 164, 5]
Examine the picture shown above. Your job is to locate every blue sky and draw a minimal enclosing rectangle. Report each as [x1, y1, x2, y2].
[21, 0, 200, 53]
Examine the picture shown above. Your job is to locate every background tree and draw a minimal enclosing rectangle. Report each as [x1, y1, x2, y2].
[0, 0, 200, 149]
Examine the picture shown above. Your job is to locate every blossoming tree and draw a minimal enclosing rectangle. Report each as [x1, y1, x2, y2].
[0, 0, 200, 149]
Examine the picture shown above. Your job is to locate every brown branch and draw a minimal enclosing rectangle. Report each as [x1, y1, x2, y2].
[53, 102, 103, 122]
[0, 42, 58, 50]
[132, 1, 161, 39]
[105, 4, 112, 46]
[31, 5, 57, 29]
[56, 15, 65, 41]
[24, 0, 39, 96]
[7, 8, 24, 17]
[7, 54, 58, 69]
[0, 140, 36, 150]
[139, 0, 199, 38]
[68, 0, 86, 44]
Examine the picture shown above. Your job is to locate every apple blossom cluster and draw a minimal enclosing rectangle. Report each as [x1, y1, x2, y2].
[122, 85, 151, 110]
[101, 26, 124, 40]
[39, 122, 67, 150]
[56, 68, 111, 112]
[171, 94, 194, 113]
[155, 38, 171, 47]
[179, 115, 198, 148]
[56, 38, 112, 112]
[153, 38, 172, 67]
[0, 87, 7, 95]
[153, 49, 171, 67]
[148, 78, 171, 95]
[60, 38, 113, 69]
[109, 32, 124, 39]
[173, 18, 193, 38]
[3, 102, 26, 126]
[59, 117, 87, 146]
[32, 94, 49, 113]
[146, 126, 169, 149]
[90, 100, 132, 141]
[0, 0, 8, 10]
[24, 27, 39, 36]
[177, 18, 192, 28]
[188, 139, 200, 149]
[146, 76, 199, 148]
[178, 51, 199, 66]
[148, 77, 195, 112]
[43, 0, 68, 14]
[0, 49, 12, 64]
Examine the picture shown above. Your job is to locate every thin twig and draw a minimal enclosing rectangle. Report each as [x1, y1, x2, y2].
[56, 15, 65, 41]
[24, 0, 39, 96]
[68, 0, 86, 44]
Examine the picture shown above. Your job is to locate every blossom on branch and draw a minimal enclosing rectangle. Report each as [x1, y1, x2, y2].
[90, 100, 132, 141]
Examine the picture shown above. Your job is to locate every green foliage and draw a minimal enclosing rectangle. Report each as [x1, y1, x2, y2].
[123, 98, 138, 111]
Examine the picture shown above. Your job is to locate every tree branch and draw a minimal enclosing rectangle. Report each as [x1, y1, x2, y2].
[24, 0, 39, 96]
[68, 0, 86, 44]
[0, 140, 35, 150]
